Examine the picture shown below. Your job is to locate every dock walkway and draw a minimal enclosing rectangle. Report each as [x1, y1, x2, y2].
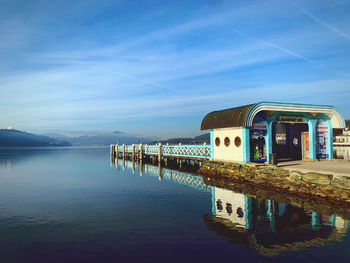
[110, 143, 212, 164]
[277, 160, 350, 177]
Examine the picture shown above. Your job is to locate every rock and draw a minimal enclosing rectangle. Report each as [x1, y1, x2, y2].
[274, 168, 290, 178]
[290, 171, 302, 181]
[332, 176, 350, 190]
[301, 172, 332, 186]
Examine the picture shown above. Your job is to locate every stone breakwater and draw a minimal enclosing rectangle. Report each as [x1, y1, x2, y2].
[199, 161, 350, 204]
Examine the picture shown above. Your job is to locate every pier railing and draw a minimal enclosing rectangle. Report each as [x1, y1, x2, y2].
[112, 143, 212, 159]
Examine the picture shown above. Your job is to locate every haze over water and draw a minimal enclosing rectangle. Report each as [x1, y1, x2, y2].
[0, 147, 349, 262]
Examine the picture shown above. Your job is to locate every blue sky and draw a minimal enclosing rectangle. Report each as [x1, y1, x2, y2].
[1, 0, 350, 138]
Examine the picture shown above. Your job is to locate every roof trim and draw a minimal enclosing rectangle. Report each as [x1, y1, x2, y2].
[201, 102, 345, 130]
[246, 102, 345, 129]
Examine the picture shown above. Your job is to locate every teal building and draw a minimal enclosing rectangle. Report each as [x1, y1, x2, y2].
[201, 102, 345, 163]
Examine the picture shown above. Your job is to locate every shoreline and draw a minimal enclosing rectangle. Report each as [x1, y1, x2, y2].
[198, 160, 350, 205]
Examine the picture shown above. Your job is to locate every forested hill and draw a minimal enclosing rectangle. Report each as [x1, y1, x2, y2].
[0, 129, 71, 147]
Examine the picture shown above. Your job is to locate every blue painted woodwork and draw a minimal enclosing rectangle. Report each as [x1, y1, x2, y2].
[242, 127, 250, 162]
[308, 119, 317, 160]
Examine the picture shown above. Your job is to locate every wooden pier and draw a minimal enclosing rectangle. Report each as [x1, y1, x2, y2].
[110, 143, 212, 166]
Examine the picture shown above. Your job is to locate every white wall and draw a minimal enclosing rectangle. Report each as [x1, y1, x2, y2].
[214, 187, 246, 228]
[213, 127, 244, 162]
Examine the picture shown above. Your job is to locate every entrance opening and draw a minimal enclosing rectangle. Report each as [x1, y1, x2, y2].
[272, 122, 308, 162]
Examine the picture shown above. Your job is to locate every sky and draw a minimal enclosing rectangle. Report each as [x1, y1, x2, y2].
[0, 0, 350, 139]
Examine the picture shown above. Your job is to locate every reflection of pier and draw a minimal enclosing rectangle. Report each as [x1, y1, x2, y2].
[110, 157, 209, 192]
[110, 157, 350, 257]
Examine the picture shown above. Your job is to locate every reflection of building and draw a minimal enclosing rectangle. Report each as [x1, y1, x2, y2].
[201, 102, 345, 162]
[206, 186, 349, 257]
[111, 160, 350, 257]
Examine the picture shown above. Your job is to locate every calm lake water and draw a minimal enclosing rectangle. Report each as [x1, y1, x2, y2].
[0, 147, 349, 263]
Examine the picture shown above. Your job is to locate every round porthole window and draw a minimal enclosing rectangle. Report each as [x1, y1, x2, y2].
[224, 137, 230, 147]
[215, 137, 220, 146]
[236, 207, 244, 218]
[234, 136, 241, 147]
[226, 203, 233, 214]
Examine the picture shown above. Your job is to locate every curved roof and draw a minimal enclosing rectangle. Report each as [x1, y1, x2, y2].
[201, 103, 256, 130]
[201, 102, 345, 130]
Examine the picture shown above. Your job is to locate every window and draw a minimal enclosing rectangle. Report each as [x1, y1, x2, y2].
[224, 137, 230, 147]
[215, 137, 220, 146]
[216, 200, 223, 211]
[234, 136, 241, 147]
[236, 207, 244, 218]
[226, 203, 233, 214]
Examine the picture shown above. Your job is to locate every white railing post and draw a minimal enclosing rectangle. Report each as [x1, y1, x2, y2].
[132, 144, 135, 160]
[139, 144, 143, 160]
[158, 143, 162, 164]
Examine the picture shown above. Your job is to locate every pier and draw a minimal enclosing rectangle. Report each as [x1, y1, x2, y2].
[110, 143, 212, 166]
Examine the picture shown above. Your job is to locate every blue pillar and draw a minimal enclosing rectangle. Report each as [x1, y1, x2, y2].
[312, 211, 321, 231]
[210, 129, 214, 159]
[308, 119, 317, 160]
[244, 196, 253, 230]
[327, 120, 333, 159]
[211, 187, 216, 216]
[266, 120, 273, 162]
[242, 127, 250, 162]
[267, 200, 276, 233]
[330, 214, 336, 227]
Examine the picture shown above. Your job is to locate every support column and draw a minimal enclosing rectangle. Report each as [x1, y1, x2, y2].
[266, 120, 273, 162]
[308, 119, 317, 160]
[115, 144, 119, 158]
[327, 120, 333, 159]
[267, 200, 276, 233]
[242, 127, 250, 162]
[139, 144, 143, 160]
[132, 144, 135, 160]
[210, 129, 214, 159]
[312, 211, 321, 231]
[122, 144, 125, 158]
[158, 143, 162, 165]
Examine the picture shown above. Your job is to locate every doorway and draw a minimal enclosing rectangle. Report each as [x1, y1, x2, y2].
[272, 122, 308, 162]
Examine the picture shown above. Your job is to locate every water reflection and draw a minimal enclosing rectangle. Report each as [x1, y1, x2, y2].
[112, 157, 350, 257]
[334, 147, 350, 160]
[208, 187, 348, 257]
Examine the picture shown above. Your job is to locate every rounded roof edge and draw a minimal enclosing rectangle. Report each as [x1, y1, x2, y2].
[201, 102, 346, 130]
[246, 102, 345, 128]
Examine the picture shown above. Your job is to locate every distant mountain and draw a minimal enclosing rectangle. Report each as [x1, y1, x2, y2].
[43, 132, 156, 146]
[154, 133, 210, 145]
[67, 135, 154, 146]
[0, 129, 71, 147]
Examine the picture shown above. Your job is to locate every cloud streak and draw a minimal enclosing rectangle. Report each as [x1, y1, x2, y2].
[286, 0, 350, 41]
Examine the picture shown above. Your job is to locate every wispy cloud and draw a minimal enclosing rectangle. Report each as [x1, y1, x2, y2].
[286, 0, 350, 41]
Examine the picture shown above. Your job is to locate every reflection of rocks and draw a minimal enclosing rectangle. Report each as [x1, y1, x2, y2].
[202, 175, 350, 220]
[199, 161, 350, 204]
[114, 159, 350, 258]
